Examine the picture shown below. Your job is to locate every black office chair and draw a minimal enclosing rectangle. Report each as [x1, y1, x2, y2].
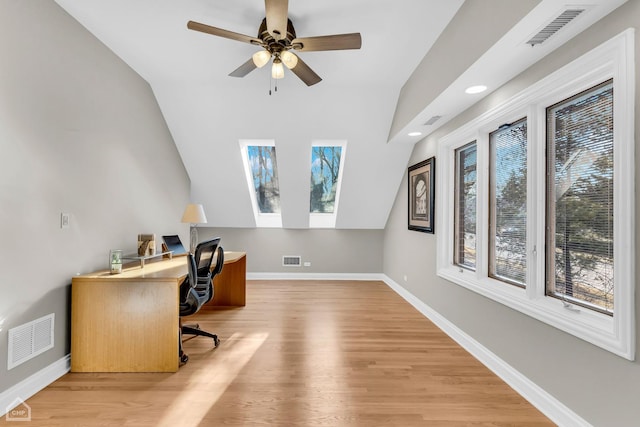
[179, 238, 224, 365]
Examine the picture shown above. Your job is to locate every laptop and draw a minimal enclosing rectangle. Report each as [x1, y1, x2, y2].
[161, 235, 187, 255]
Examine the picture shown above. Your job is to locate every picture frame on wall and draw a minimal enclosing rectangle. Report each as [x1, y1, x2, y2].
[408, 157, 435, 233]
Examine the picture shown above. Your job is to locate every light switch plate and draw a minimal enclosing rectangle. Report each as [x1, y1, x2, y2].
[61, 213, 70, 229]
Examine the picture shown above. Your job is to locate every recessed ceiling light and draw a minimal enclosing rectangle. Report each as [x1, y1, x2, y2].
[408, 131, 422, 137]
[465, 85, 487, 94]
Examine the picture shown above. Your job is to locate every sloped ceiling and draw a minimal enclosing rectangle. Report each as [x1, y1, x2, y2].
[52, 0, 626, 229]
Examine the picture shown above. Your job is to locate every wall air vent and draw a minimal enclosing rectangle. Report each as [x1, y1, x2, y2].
[526, 9, 585, 46]
[8, 314, 55, 370]
[282, 256, 302, 267]
[423, 115, 442, 126]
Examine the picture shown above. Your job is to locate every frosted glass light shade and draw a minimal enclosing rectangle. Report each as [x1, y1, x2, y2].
[252, 50, 271, 68]
[271, 59, 284, 79]
[281, 51, 298, 69]
[181, 203, 208, 224]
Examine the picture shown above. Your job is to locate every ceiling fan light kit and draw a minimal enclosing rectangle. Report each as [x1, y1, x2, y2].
[187, 0, 362, 87]
[280, 50, 298, 69]
[252, 50, 272, 68]
[271, 57, 285, 79]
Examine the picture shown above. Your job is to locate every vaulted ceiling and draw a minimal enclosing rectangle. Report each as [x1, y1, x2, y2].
[53, 0, 626, 229]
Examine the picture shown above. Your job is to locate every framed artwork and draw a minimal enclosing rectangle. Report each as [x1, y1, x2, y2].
[408, 157, 435, 233]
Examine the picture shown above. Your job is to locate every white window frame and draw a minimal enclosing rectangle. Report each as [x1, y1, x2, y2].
[309, 140, 347, 229]
[239, 139, 282, 228]
[488, 118, 528, 288]
[453, 141, 479, 271]
[436, 30, 635, 359]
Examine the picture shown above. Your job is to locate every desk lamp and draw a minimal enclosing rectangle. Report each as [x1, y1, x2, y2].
[181, 203, 208, 253]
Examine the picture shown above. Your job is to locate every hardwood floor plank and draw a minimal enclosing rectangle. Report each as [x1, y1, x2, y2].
[0, 281, 553, 426]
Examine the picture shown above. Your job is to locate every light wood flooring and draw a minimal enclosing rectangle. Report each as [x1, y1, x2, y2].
[1, 281, 554, 426]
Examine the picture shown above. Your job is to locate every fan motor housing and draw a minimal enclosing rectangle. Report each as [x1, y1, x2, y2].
[258, 18, 297, 53]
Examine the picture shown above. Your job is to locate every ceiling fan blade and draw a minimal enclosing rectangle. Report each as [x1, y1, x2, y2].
[229, 58, 258, 78]
[292, 33, 362, 52]
[265, 0, 288, 40]
[289, 56, 322, 86]
[187, 21, 262, 46]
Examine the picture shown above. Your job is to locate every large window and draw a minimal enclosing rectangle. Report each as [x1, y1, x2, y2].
[546, 81, 614, 314]
[437, 31, 634, 359]
[454, 143, 477, 270]
[489, 119, 527, 287]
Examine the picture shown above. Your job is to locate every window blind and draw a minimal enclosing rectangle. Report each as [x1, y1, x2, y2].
[489, 119, 527, 286]
[546, 80, 614, 314]
[454, 142, 477, 270]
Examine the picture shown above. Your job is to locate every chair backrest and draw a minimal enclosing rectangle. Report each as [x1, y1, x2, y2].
[179, 253, 199, 304]
[194, 238, 221, 279]
[202, 246, 224, 304]
[211, 246, 225, 277]
[180, 238, 223, 311]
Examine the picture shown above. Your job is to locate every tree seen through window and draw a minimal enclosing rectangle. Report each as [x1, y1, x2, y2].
[310, 146, 342, 213]
[247, 145, 281, 214]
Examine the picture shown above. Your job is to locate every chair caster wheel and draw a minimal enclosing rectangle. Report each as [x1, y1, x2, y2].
[180, 353, 189, 365]
[214, 336, 220, 347]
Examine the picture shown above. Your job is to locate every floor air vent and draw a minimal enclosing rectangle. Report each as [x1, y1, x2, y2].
[282, 256, 302, 267]
[8, 314, 54, 370]
[526, 9, 585, 46]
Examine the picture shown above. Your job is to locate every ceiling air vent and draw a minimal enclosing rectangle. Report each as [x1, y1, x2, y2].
[423, 115, 442, 126]
[526, 9, 585, 46]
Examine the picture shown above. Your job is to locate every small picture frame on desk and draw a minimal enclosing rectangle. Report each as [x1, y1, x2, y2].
[138, 234, 156, 257]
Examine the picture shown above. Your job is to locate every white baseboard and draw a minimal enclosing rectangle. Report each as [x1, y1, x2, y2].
[0, 354, 70, 416]
[382, 275, 591, 427]
[247, 272, 386, 281]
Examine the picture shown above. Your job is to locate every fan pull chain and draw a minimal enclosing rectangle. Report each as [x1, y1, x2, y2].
[268, 75, 279, 95]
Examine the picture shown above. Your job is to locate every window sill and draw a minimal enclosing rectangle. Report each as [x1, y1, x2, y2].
[437, 265, 631, 359]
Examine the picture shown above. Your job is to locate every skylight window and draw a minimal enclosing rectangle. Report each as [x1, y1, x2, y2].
[309, 141, 346, 228]
[240, 140, 282, 227]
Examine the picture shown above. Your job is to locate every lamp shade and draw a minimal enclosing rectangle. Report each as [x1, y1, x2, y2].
[181, 203, 208, 224]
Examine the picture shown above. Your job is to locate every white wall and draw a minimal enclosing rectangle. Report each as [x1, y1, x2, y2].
[200, 228, 384, 274]
[0, 0, 190, 392]
[387, 0, 538, 141]
[383, 1, 640, 425]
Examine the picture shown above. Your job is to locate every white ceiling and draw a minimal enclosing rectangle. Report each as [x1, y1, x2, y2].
[52, 0, 626, 229]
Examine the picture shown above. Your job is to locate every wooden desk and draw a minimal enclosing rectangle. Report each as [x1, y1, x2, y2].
[71, 257, 187, 373]
[207, 251, 246, 307]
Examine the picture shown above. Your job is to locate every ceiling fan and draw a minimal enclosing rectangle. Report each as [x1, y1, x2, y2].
[187, 0, 362, 86]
